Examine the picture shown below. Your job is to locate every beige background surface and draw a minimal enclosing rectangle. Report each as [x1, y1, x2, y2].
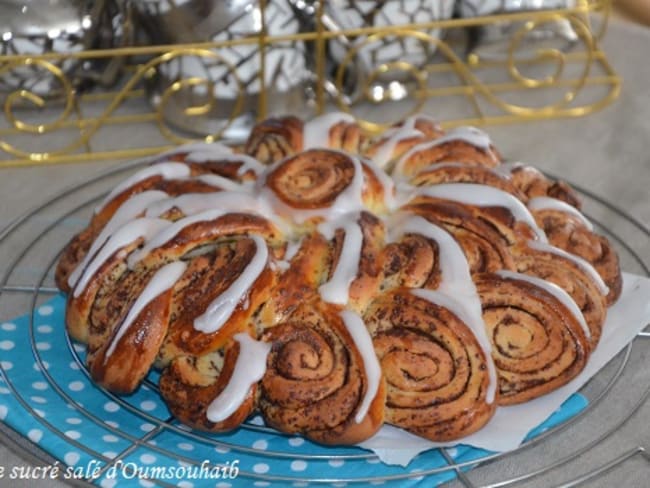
[0, 17, 649, 488]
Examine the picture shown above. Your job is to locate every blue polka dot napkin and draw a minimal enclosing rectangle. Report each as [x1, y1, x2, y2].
[0, 293, 587, 487]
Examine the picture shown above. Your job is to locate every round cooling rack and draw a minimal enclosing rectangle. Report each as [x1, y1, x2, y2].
[0, 162, 648, 488]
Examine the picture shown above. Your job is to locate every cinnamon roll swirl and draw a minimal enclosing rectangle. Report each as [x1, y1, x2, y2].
[410, 163, 525, 201]
[529, 199, 622, 304]
[262, 149, 393, 224]
[86, 261, 187, 394]
[511, 241, 608, 346]
[156, 234, 276, 364]
[476, 272, 590, 405]
[259, 302, 385, 444]
[318, 211, 384, 312]
[507, 164, 582, 209]
[304, 112, 365, 153]
[159, 333, 268, 432]
[364, 290, 495, 441]
[245, 112, 366, 165]
[244, 115, 303, 165]
[55, 155, 260, 291]
[393, 126, 501, 177]
[403, 200, 515, 274]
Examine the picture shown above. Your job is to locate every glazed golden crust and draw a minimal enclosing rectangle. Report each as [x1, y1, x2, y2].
[381, 233, 441, 290]
[264, 149, 392, 220]
[55, 160, 258, 292]
[245, 115, 366, 165]
[258, 234, 331, 327]
[158, 240, 276, 364]
[329, 212, 385, 313]
[65, 237, 143, 343]
[326, 119, 367, 154]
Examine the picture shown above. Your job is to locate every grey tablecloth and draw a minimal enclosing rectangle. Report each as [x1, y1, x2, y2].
[0, 17, 649, 488]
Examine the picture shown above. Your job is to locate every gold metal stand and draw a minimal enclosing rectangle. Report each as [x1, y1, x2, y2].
[0, 0, 620, 167]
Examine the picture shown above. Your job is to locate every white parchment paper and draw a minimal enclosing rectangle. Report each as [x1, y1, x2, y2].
[359, 272, 650, 465]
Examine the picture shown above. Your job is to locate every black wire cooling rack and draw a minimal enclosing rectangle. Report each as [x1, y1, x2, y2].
[0, 161, 648, 487]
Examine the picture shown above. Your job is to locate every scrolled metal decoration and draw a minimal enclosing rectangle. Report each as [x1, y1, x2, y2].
[331, 9, 605, 131]
[0, 48, 248, 160]
[148, 49, 246, 145]
[0, 58, 76, 159]
[502, 14, 595, 114]
[0, 0, 621, 166]
[333, 29, 451, 133]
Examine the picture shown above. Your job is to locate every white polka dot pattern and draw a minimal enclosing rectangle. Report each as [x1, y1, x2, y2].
[28, 428, 43, 443]
[0, 257, 592, 486]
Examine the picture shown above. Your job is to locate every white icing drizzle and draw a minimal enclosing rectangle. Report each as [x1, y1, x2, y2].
[412, 288, 497, 402]
[193, 235, 269, 334]
[393, 181, 418, 208]
[206, 333, 271, 423]
[526, 239, 609, 296]
[261, 150, 365, 224]
[390, 215, 496, 403]
[127, 208, 229, 267]
[274, 237, 303, 273]
[339, 310, 381, 423]
[394, 126, 495, 175]
[363, 158, 398, 211]
[492, 161, 525, 178]
[143, 190, 288, 234]
[318, 214, 363, 305]
[68, 191, 169, 288]
[195, 174, 248, 192]
[104, 261, 188, 362]
[416, 162, 510, 182]
[284, 237, 303, 262]
[527, 196, 593, 231]
[145, 191, 258, 218]
[95, 163, 191, 214]
[495, 270, 591, 340]
[73, 218, 170, 298]
[186, 152, 266, 176]
[302, 112, 356, 150]
[371, 120, 423, 168]
[416, 183, 548, 242]
[431, 126, 494, 152]
[159, 141, 232, 159]
[417, 161, 479, 173]
[182, 148, 234, 164]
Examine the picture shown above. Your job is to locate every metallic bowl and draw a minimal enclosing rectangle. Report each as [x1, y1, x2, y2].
[459, 0, 578, 60]
[0, 0, 124, 97]
[135, 0, 309, 140]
